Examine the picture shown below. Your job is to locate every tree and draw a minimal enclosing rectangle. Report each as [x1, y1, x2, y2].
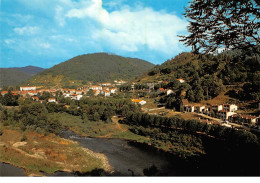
[180, 0, 260, 54]
[93, 112, 100, 121]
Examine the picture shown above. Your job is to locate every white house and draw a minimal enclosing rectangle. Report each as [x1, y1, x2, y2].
[103, 91, 110, 97]
[48, 98, 56, 103]
[76, 94, 83, 100]
[185, 105, 195, 112]
[110, 88, 117, 94]
[218, 110, 236, 120]
[93, 90, 100, 96]
[166, 89, 174, 95]
[177, 78, 185, 83]
[90, 85, 102, 90]
[230, 114, 259, 126]
[211, 104, 223, 112]
[131, 99, 146, 105]
[223, 104, 238, 112]
[20, 86, 36, 91]
[76, 90, 83, 95]
[101, 83, 112, 87]
[195, 105, 206, 113]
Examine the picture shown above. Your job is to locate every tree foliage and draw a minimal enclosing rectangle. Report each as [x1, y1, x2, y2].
[180, 0, 260, 54]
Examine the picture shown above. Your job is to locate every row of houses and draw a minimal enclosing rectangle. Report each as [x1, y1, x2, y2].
[182, 99, 259, 126]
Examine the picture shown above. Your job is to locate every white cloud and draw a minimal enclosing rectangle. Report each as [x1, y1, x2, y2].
[39, 42, 51, 49]
[4, 39, 15, 45]
[65, 0, 188, 55]
[55, 6, 66, 26]
[14, 26, 40, 35]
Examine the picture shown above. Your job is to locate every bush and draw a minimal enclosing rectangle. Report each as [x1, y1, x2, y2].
[21, 134, 27, 141]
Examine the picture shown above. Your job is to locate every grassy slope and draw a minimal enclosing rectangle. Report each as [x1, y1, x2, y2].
[0, 125, 112, 176]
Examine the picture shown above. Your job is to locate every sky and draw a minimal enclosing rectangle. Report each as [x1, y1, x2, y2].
[0, 0, 191, 68]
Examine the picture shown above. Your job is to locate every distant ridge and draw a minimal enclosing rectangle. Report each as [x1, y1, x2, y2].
[26, 53, 155, 86]
[10, 66, 45, 75]
[0, 66, 45, 87]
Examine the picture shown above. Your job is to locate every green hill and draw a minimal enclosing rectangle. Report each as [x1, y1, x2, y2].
[138, 48, 260, 103]
[26, 53, 154, 87]
[0, 68, 32, 87]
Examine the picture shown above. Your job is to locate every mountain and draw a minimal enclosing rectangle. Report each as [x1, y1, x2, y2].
[137, 49, 259, 102]
[0, 66, 45, 87]
[0, 68, 32, 87]
[26, 53, 155, 87]
[10, 66, 45, 75]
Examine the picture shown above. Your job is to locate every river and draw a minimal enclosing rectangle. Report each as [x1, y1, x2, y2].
[0, 162, 26, 176]
[60, 130, 178, 176]
[0, 131, 178, 176]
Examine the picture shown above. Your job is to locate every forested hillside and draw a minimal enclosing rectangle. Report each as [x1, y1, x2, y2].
[0, 68, 32, 87]
[26, 53, 154, 87]
[138, 47, 260, 103]
[0, 66, 45, 87]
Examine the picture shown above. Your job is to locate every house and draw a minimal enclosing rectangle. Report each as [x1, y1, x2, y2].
[26, 90, 38, 96]
[218, 110, 236, 120]
[114, 80, 127, 85]
[101, 83, 112, 87]
[158, 88, 166, 93]
[177, 78, 185, 83]
[102, 90, 110, 97]
[1, 91, 8, 96]
[69, 89, 76, 94]
[76, 94, 83, 100]
[230, 114, 259, 126]
[32, 96, 39, 101]
[11, 91, 20, 95]
[181, 99, 194, 112]
[70, 94, 78, 100]
[20, 86, 36, 91]
[166, 89, 174, 95]
[211, 104, 223, 112]
[93, 90, 100, 96]
[63, 93, 70, 98]
[102, 87, 110, 91]
[195, 105, 206, 113]
[48, 98, 56, 103]
[76, 90, 83, 95]
[185, 105, 195, 112]
[223, 104, 238, 112]
[90, 85, 102, 90]
[110, 88, 117, 94]
[131, 99, 146, 105]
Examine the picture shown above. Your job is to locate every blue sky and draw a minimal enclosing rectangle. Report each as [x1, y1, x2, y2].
[0, 0, 191, 68]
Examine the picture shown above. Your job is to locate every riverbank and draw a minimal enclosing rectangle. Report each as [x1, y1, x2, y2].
[0, 125, 113, 176]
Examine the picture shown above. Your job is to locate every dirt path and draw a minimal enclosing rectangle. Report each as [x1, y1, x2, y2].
[196, 113, 222, 122]
[111, 116, 127, 132]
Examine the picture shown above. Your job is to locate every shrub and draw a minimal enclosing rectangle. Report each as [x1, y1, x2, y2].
[21, 134, 27, 141]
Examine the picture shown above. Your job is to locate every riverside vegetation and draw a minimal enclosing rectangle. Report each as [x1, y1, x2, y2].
[0, 93, 259, 175]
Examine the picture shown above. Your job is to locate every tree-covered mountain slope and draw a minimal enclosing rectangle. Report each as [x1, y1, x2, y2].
[137, 48, 260, 102]
[26, 53, 154, 86]
[0, 68, 32, 87]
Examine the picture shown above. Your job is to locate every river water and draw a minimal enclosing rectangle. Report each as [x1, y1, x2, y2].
[60, 130, 177, 176]
[0, 162, 25, 176]
[0, 131, 178, 176]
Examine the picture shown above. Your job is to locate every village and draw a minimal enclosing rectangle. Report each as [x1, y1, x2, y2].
[1, 77, 259, 131]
